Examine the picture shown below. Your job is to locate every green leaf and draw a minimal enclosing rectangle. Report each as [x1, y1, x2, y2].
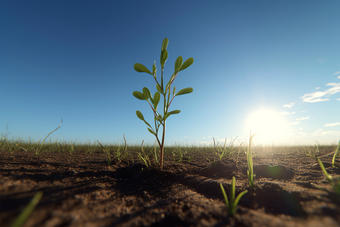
[173, 87, 176, 96]
[143, 87, 151, 100]
[161, 38, 169, 51]
[136, 111, 145, 121]
[168, 110, 180, 115]
[134, 63, 152, 75]
[163, 110, 181, 121]
[160, 50, 168, 67]
[234, 190, 248, 210]
[154, 92, 160, 109]
[156, 84, 164, 95]
[175, 87, 193, 96]
[175, 56, 183, 72]
[148, 128, 156, 135]
[220, 183, 230, 211]
[179, 58, 194, 71]
[163, 112, 170, 121]
[136, 111, 153, 128]
[133, 91, 147, 100]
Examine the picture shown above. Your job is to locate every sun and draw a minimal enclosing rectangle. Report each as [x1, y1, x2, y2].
[245, 109, 290, 145]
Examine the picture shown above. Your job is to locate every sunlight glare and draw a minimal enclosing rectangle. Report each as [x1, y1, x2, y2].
[245, 109, 291, 145]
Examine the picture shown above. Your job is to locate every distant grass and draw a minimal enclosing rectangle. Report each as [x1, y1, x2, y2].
[1, 128, 339, 221]
[1, 134, 338, 157]
[1, 122, 339, 167]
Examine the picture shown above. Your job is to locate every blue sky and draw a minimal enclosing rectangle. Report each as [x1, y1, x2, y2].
[1, 1, 339, 147]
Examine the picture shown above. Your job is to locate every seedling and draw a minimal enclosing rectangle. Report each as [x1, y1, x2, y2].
[206, 158, 216, 167]
[35, 119, 63, 155]
[10, 191, 43, 227]
[247, 132, 256, 190]
[304, 144, 319, 162]
[97, 140, 111, 165]
[220, 176, 248, 216]
[235, 142, 243, 167]
[187, 154, 193, 163]
[2, 123, 15, 152]
[332, 140, 340, 168]
[133, 38, 194, 169]
[138, 140, 151, 169]
[218, 137, 238, 161]
[316, 158, 340, 194]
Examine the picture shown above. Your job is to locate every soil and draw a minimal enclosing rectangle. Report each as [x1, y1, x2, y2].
[1, 148, 340, 227]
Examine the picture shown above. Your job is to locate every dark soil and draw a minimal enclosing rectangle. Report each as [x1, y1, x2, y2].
[1, 149, 340, 227]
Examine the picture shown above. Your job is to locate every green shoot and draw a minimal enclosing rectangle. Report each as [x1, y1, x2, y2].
[10, 191, 43, 227]
[187, 154, 193, 163]
[206, 158, 216, 167]
[2, 123, 15, 152]
[220, 177, 248, 216]
[138, 140, 151, 168]
[236, 142, 243, 167]
[332, 140, 340, 168]
[35, 119, 63, 155]
[304, 144, 319, 162]
[317, 158, 340, 194]
[97, 140, 111, 165]
[247, 132, 256, 190]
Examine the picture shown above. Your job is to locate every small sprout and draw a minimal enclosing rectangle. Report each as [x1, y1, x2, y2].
[332, 140, 340, 168]
[138, 140, 151, 169]
[247, 132, 256, 190]
[10, 191, 43, 227]
[236, 142, 243, 167]
[35, 119, 63, 155]
[97, 140, 111, 165]
[220, 177, 248, 216]
[206, 158, 216, 167]
[316, 158, 340, 194]
[305, 144, 319, 162]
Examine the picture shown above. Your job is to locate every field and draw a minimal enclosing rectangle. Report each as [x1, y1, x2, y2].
[1, 137, 340, 227]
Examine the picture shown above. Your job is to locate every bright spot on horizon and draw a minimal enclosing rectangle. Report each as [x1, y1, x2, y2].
[245, 109, 291, 145]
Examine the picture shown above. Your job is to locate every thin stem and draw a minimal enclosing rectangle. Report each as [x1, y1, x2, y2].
[160, 119, 166, 169]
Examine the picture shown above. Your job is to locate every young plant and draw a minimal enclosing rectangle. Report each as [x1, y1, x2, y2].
[35, 119, 63, 155]
[247, 132, 256, 190]
[304, 144, 319, 162]
[2, 123, 15, 152]
[206, 157, 216, 167]
[220, 176, 248, 216]
[316, 158, 340, 194]
[138, 140, 151, 169]
[68, 139, 77, 154]
[10, 191, 43, 227]
[117, 134, 128, 162]
[97, 140, 111, 165]
[133, 38, 194, 169]
[235, 142, 243, 167]
[206, 138, 219, 166]
[187, 154, 193, 163]
[332, 140, 340, 168]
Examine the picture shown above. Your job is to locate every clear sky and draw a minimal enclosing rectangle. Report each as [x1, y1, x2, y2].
[1, 1, 339, 147]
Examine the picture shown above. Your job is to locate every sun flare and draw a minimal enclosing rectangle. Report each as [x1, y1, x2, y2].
[245, 109, 291, 145]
